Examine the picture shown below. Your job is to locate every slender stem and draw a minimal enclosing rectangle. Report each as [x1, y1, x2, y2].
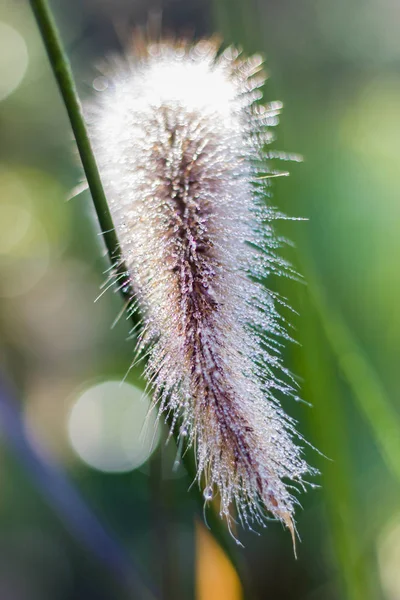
[149, 445, 182, 600]
[29, 0, 243, 584]
[29, 0, 132, 306]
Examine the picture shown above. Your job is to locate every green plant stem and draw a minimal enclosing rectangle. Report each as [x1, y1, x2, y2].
[29, 0, 244, 587]
[29, 0, 131, 306]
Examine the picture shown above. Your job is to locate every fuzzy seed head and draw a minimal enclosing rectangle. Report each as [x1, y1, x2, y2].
[87, 39, 313, 542]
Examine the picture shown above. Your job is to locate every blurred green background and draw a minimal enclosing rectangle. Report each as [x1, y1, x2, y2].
[1, 0, 400, 598]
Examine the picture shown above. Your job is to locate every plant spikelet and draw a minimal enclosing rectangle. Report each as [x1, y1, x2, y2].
[87, 39, 313, 543]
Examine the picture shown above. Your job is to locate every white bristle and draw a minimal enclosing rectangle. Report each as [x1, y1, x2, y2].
[87, 39, 313, 545]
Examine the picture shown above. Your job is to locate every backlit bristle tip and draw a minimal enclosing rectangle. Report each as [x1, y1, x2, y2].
[87, 39, 314, 546]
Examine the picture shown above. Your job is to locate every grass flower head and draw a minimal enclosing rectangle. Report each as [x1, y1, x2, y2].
[88, 38, 313, 546]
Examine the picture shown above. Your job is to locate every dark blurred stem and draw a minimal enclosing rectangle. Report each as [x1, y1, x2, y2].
[166, 414, 248, 587]
[150, 445, 180, 600]
[29, 0, 245, 587]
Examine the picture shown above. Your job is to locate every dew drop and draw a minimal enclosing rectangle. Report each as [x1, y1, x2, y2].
[203, 486, 213, 501]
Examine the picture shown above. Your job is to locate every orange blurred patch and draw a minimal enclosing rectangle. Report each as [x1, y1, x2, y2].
[196, 521, 242, 600]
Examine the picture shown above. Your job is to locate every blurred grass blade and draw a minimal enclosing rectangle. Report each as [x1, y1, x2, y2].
[299, 306, 372, 600]
[0, 374, 158, 600]
[306, 261, 400, 483]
